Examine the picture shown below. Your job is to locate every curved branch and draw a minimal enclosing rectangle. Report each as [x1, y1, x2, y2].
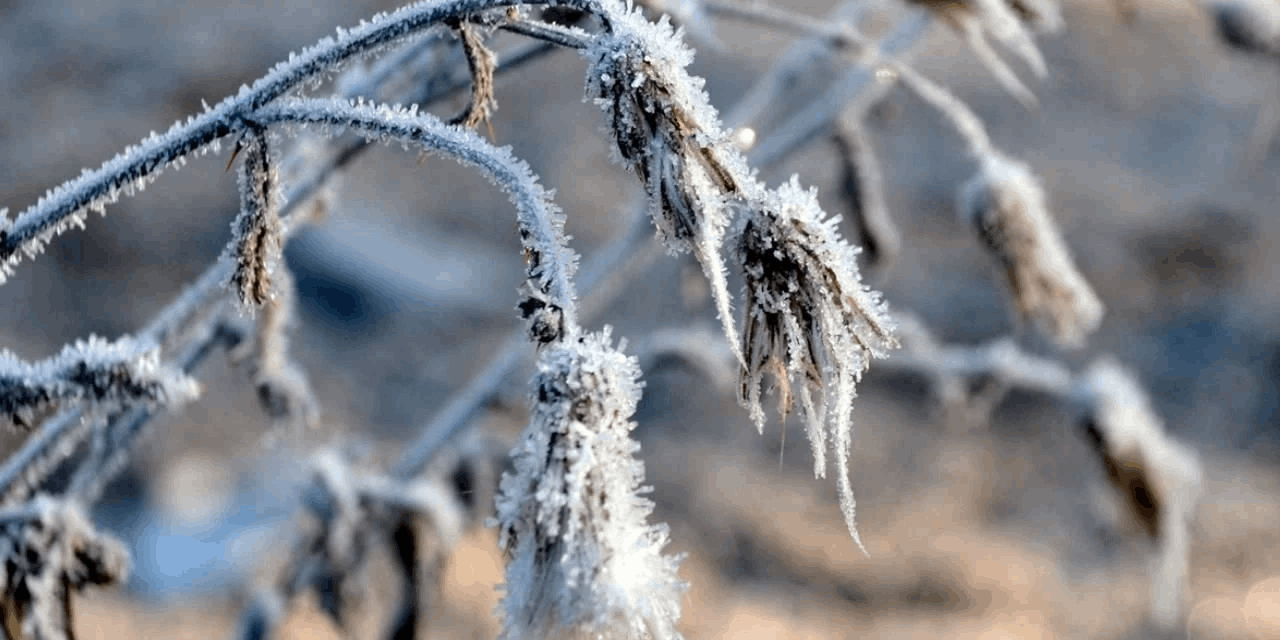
[0, 0, 614, 283]
[254, 98, 582, 331]
[0, 34, 562, 506]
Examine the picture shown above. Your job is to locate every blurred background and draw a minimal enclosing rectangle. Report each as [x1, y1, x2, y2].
[2, 0, 1280, 637]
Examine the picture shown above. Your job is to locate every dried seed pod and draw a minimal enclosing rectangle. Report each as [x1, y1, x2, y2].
[734, 177, 897, 552]
[228, 127, 284, 309]
[0, 497, 130, 640]
[586, 10, 760, 363]
[449, 19, 498, 132]
[959, 154, 1104, 348]
[1073, 358, 1203, 630]
[495, 330, 684, 640]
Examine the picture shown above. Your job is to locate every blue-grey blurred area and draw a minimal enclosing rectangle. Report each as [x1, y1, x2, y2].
[2, 0, 1280, 636]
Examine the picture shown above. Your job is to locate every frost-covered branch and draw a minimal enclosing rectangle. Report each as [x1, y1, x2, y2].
[254, 97, 582, 335]
[64, 317, 244, 507]
[886, 314, 1073, 396]
[0, 0, 607, 283]
[0, 337, 198, 433]
[0, 30, 557, 509]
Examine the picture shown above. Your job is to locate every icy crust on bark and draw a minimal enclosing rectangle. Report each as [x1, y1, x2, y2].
[495, 330, 684, 640]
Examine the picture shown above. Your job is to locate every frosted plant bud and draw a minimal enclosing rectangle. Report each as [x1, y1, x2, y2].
[0, 497, 130, 640]
[228, 128, 284, 309]
[495, 330, 684, 640]
[585, 15, 743, 249]
[1073, 358, 1203, 630]
[733, 177, 897, 552]
[959, 154, 1103, 348]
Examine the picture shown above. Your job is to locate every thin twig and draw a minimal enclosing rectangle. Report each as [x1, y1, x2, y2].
[0, 37, 562, 507]
[747, 12, 933, 169]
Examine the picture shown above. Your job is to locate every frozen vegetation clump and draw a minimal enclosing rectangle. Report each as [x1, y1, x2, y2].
[0, 0, 1238, 636]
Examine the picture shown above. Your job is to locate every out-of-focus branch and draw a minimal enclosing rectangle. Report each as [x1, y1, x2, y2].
[882, 312, 1201, 629]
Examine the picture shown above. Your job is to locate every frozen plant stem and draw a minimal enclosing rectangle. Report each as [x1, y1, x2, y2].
[0, 32, 558, 508]
[0, 0, 598, 282]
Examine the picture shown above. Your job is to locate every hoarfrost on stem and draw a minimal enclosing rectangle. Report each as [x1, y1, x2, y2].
[0, 336, 200, 432]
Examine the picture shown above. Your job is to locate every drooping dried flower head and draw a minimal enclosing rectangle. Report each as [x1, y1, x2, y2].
[0, 497, 130, 640]
[299, 451, 465, 630]
[495, 330, 684, 640]
[960, 154, 1104, 348]
[734, 176, 897, 551]
[1073, 358, 1203, 630]
[585, 5, 763, 361]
